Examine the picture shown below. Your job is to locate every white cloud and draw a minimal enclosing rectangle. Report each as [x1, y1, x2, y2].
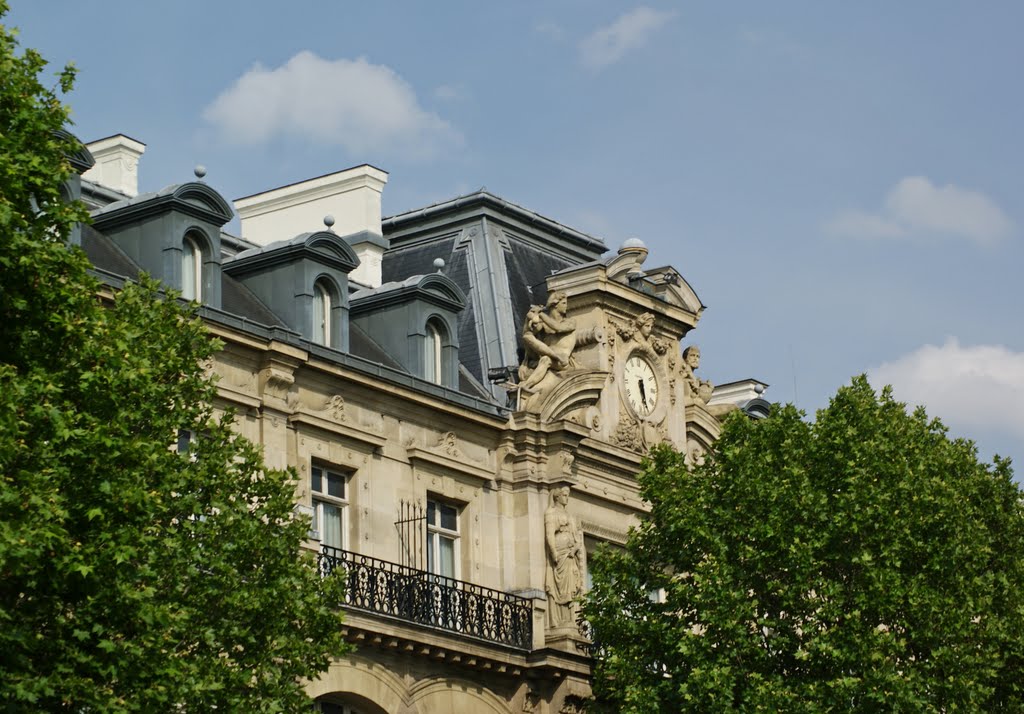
[579, 7, 676, 70]
[868, 338, 1024, 442]
[203, 52, 461, 159]
[827, 176, 1012, 244]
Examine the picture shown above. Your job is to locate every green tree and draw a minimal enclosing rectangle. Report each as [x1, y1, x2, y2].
[584, 378, 1024, 713]
[0, 4, 347, 710]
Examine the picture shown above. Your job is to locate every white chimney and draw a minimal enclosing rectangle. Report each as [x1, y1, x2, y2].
[82, 134, 146, 197]
[234, 165, 389, 287]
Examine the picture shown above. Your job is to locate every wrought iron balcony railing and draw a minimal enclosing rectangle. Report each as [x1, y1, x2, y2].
[318, 545, 533, 651]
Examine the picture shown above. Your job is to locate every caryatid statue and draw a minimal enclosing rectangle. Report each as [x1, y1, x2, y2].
[544, 486, 584, 630]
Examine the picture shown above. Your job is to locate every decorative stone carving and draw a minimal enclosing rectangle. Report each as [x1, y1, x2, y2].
[517, 291, 578, 411]
[437, 431, 460, 457]
[615, 311, 654, 346]
[611, 418, 642, 452]
[688, 439, 707, 466]
[258, 366, 294, 401]
[560, 451, 575, 477]
[545, 487, 584, 630]
[496, 443, 519, 469]
[681, 345, 738, 420]
[681, 345, 714, 406]
[324, 394, 347, 422]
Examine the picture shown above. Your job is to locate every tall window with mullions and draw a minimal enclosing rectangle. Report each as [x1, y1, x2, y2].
[426, 499, 459, 579]
[312, 465, 347, 550]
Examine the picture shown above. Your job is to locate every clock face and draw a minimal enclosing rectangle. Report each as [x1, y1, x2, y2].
[624, 354, 658, 417]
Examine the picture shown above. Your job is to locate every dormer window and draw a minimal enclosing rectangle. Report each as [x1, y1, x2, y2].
[424, 320, 445, 384]
[182, 235, 202, 301]
[313, 280, 332, 346]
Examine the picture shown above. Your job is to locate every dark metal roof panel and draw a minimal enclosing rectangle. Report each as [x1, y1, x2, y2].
[80, 225, 140, 279]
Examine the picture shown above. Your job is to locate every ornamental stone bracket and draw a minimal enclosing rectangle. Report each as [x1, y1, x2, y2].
[257, 344, 305, 411]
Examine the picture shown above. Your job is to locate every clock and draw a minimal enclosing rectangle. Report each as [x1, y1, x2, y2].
[623, 354, 658, 417]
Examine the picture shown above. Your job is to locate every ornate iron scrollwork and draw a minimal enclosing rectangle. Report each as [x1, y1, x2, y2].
[319, 545, 533, 650]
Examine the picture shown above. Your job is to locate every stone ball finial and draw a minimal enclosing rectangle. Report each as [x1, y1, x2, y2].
[323, 214, 336, 230]
[194, 165, 207, 180]
[621, 237, 646, 251]
[754, 384, 765, 395]
[433, 258, 446, 272]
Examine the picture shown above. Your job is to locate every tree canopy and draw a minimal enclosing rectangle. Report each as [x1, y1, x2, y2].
[584, 377, 1024, 713]
[0, 4, 347, 709]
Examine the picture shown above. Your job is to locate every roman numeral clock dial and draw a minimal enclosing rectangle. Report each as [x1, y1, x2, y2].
[623, 354, 658, 417]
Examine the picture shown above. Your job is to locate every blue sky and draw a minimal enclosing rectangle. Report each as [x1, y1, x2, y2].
[9, 2, 1023, 470]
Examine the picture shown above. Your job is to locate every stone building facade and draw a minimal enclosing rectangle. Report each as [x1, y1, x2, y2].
[74, 135, 767, 714]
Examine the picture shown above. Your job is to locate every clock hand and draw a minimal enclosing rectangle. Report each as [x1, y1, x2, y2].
[638, 379, 647, 409]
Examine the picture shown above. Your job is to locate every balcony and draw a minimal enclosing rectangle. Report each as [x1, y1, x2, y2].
[318, 545, 533, 651]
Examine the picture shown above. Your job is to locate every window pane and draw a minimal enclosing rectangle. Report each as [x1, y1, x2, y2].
[438, 536, 455, 578]
[182, 243, 196, 300]
[177, 429, 191, 454]
[313, 285, 326, 344]
[319, 501, 343, 549]
[427, 500, 436, 525]
[326, 471, 344, 498]
[311, 466, 322, 493]
[440, 504, 457, 531]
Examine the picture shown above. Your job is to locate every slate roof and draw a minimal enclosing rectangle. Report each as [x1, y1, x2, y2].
[81, 224, 139, 279]
[381, 191, 609, 392]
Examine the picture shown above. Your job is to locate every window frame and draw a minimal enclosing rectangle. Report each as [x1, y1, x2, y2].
[181, 234, 203, 302]
[312, 280, 332, 346]
[424, 319, 445, 385]
[426, 497, 460, 579]
[311, 463, 348, 551]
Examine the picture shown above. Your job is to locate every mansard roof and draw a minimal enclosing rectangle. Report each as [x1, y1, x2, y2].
[383, 190, 607, 256]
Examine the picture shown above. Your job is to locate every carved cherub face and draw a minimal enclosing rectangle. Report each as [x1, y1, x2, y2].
[637, 314, 654, 337]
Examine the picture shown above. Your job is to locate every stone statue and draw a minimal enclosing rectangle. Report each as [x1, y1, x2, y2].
[517, 291, 577, 409]
[681, 345, 737, 419]
[545, 486, 584, 630]
[681, 345, 714, 406]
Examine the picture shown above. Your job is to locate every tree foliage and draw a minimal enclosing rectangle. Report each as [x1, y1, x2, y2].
[584, 377, 1024, 712]
[0, 4, 347, 709]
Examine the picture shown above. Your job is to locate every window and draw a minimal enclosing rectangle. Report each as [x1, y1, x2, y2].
[311, 465, 347, 551]
[426, 498, 459, 579]
[312, 281, 332, 346]
[424, 320, 446, 384]
[181, 235, 202, 301]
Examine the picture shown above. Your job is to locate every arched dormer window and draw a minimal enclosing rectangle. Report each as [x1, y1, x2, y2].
[182, 234, 202, 301]
[424, 319, 446, 385]
[312, 280, 332, 346]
